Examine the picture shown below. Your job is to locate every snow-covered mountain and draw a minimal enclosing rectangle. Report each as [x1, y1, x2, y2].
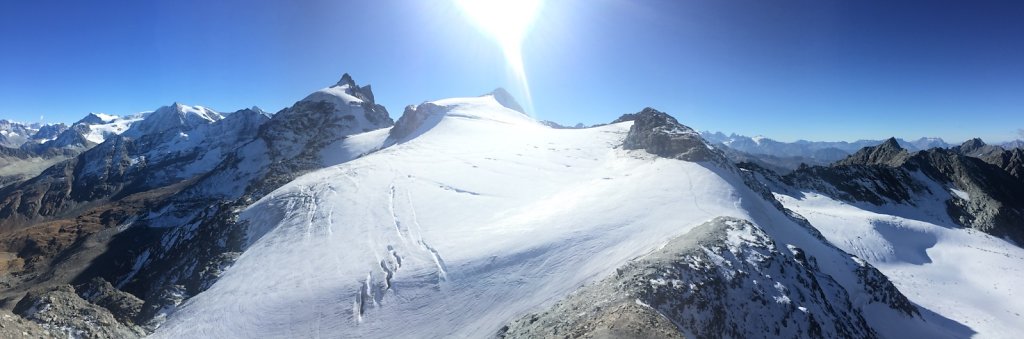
[0, 74, 1021, 338]
[702, 132, 955, 171]
[72, 74, 396, 330]
[0, 113, 144, 190]
[703, 132, 953, 155]
[1001, 139, 1024, 150]
[40, 112, 144, 150]
[743, 139, 1024, 337]
[146, 98, 950, 338]
[0, 120, 44, 148]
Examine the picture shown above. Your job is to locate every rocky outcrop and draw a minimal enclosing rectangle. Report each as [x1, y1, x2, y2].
[13, 285, 145, 338]
[388, 103, 446, 142]
[501, 217, 910, 338]
[75, 74, 396, 331]
[76, 277, 144, 324]
[778, 141, 1024, 245]
[489, 88, 526, 114]
[952, 139, 1024, 183]
[618, 108, 722, 162]
[982, 148, 1024, 182]
[0, 310, 58, 338]
[835, 137, 910, 167]
[954, 138, 1005, 159]
[0, 105, 267, 230]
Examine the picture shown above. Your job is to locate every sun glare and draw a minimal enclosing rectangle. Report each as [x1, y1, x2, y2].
[455, 0, 542, 113]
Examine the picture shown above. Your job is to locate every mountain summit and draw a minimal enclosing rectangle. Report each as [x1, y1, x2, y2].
[487, 88, 526, 114]
[835, 137, 909, 166]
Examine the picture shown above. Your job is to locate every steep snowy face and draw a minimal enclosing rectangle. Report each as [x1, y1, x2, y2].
[0, 120, 41, 148]
[388, 89, 533, 142]
[0, 105, 268, 227]
[122, 104, 222, 139]
[153, 101, 939, 338]
[95, 75, 397, 326]
[76, 106, 268, 195]
[774, 191, 1024, 338]
[776, 141, 1024, 244]
[261, 73, 393, 162]
[27, 123, 67, 144]
[38, 113, 143, 150]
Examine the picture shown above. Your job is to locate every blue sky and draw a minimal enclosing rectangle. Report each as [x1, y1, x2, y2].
[1, 0, 1022, 142]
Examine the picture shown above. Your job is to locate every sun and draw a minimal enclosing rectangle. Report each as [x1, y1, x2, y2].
[455, 0, 542, 111]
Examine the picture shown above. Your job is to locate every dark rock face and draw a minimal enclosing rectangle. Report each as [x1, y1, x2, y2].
[76, 74, 396, 331]
[951, 139, 1024, 183]
[835, 137, 910, 167]
[501, 217, 911, 339]
[388, 103, 445, 142]
[0, 107, 268, 231]
[29, 124, 68, 142]
[76, 277, 144, 325]
[954, 138, 1005, 159]
[619, 108, 721, 162]
[13, 284, 145, 338]
[983, 148, 1024, 182]
[0, 309, 58, 338]
[489, 88, 527, 114]
[778, 140, 1024, 245]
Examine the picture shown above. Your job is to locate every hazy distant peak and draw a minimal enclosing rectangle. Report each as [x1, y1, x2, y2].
[486, 88, 526, 114]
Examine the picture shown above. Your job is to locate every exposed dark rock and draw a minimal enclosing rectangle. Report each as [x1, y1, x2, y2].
[501, 217, 908, 339]
[778, 142, 1024, 245]
[835, 137, 910, 167]
[0, 309, 58, 338]
[389, 103, 446, 142]
[619, 107, 721, 162]
[75, 277, 143, 324]
[489, 88, 526, 114]
[13, 285, 145, 338]
[954, 138, 1004, 159]
[73, 74, 395, 332]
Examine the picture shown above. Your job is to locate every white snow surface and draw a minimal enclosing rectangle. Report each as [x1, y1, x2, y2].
[123, 103, 222, 139]
[950, 188, 970, 201]
[776, 191, 1024, 338]
[83, 114, 144, 144]
[302, 83, 364, 107]
[153, 96, 946, 338]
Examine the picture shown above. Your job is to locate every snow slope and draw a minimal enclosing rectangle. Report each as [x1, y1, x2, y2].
[153, 95, 950, 338]
[776, 191, 1024, 338]
[81, 113, 143, 144]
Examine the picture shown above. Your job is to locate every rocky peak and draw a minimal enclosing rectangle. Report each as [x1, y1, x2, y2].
[619, 107, 720, 162]
[953, 138, 1006, 159]
[610, 107, 657, 124]
[304, 73, 378, 105]
[336, 73, 356, 88]
[28, 123, 68, 142]
[124, 103, 222, 138]
[334, 73, 374, 104]
[879, 137, 902, 150]
[958, 138, 986, 152]
[488, 88, 526, 114]
[835, 137, 909, 167]
[76, 113, 115, 125]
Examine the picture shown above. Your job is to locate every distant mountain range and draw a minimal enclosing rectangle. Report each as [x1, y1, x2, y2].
[701, 131, 1023, 172]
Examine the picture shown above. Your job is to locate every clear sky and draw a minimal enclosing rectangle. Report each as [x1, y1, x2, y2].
[1, 0, 1022, 142]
